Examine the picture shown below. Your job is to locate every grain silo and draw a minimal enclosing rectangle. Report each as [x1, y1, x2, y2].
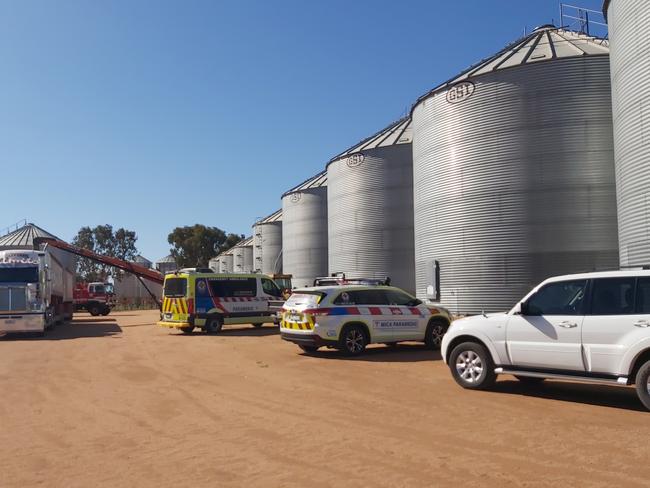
[208, 255, 221, 273]
[220, 252, 234, 274]
[327, 117, 415, 293]
[604, 1, 650, 266]
[412, 26, 618, 314]
[253, 210, 282, 274]
[282, 170, 328, 287]
[233, 237, 254, 273]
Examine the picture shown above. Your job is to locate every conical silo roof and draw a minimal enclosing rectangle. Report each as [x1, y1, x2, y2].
[255, 209, 282, 225]
[414, 25, 609, 107]
[328, 116, 412, 164]
[282, 170, 327, 198]
[0, 222, 59, 249]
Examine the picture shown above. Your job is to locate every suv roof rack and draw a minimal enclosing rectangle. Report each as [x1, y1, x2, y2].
[312, 273, 391, 287]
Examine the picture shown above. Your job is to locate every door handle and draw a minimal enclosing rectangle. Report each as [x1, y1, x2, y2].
[634, 320, 650, 328]
[558, 321, 578, 328]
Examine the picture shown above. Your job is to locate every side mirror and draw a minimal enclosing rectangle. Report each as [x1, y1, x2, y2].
[411, 298, 423, 306]
[513, 302, 527, 315]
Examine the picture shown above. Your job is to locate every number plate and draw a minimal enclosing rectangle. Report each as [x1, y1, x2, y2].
[286, 313, 302, 322]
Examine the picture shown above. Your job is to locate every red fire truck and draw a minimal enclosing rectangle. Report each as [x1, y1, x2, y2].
[73, 282, 115, 316]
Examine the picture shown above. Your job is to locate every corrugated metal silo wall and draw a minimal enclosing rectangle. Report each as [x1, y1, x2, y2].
[209, 258, 220, 273]
[608, 0, 650, 266]
[220, 254, 234, 273]
[254, 223, 283, 275]
[282, 187, 328, 288]
[233, 248, 244, 273]
[241, 246, 254, 273]
[413, 57, 619, 315]
[328, 145, 415, 294]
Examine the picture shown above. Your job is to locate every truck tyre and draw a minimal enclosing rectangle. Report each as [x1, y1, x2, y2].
[339, 325, 367, 356]
[88, 304, 101, 317]
[205, 317, 223, 335]
[634, 360, 650, 411]
[449, 341, 496, 390]
[424, 319, 449, 349]
[101, 306, 110, 316]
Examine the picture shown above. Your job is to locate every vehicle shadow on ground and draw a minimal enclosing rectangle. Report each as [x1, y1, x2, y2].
[308, 344, 442, 363]
[1, 318, 122, 341]
[493, 379, 645, 412]
[173, 325, 280, 338]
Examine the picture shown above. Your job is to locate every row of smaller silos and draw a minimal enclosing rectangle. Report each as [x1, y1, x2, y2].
[246, 24, 622, 315]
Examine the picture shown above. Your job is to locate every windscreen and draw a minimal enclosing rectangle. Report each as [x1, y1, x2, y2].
[0, 267, 39, 283]
[284, 292, 325, 309]
[164, 277, 187, 297]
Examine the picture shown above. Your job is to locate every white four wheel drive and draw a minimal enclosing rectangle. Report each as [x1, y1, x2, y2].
[441, 270, 650, 411]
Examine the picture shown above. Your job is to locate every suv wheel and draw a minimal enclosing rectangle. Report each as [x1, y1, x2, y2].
[635, 360, 650, 411]
[449, 342, 496, 390]
[339, 325, 367, 356]
[425, 319, 448, 349]
[205, 317, 223, 335]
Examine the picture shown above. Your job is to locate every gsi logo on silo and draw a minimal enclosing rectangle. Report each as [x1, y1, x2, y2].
[290, 192, 302, 203]
[346, 153, 364, 168]
[446, 81, 475, 104]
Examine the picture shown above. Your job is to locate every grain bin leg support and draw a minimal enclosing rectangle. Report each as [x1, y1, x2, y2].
[135, 275, 161, 309]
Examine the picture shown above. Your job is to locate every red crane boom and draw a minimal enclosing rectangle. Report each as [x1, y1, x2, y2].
[33, 237, 165, 308]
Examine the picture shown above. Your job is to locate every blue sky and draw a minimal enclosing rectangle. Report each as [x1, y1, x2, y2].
[0, 0, 607, 262]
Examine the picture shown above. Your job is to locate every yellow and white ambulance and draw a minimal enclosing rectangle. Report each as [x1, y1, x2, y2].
[157, 269, 284, 334]
[280, 285, 451, 355]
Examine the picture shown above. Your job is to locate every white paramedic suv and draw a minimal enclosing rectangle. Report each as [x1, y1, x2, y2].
[280, 285, 451, 355]
[441, 270, 650, 410]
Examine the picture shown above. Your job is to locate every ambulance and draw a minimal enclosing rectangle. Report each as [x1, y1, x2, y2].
[157, 270, 284, 334]
[280, 284, 451, 355]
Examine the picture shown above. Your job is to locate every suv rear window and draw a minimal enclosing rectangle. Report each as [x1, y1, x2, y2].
[164, 277, 187, 297]
[333, 289, 388, 305]
[590, 278, 635, 315]
[208, 278, 257, 297]
[284, 292, 324, 308]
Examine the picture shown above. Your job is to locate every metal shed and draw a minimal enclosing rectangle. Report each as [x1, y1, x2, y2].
[327, 117, 415, 294]
[281, 171, 328, 288]
[412, 26, 618, 314]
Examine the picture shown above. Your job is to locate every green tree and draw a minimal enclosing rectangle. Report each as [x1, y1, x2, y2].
[72, 225, 138, 282]
[168, 225, 243, 268]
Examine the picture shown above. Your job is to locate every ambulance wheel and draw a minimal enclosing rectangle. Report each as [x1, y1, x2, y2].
[205, 317, 223, 335]
[88, 304, 101, 317]
[425, 319, 449, 349]
[180, 326, 194, 334]
[299, 345, 319, 354]
[339, 325, 367, 356]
